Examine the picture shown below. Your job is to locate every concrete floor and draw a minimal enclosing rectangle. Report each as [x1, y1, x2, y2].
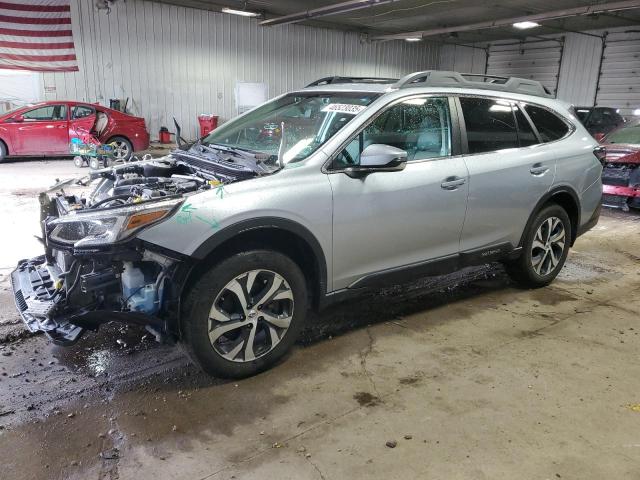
[1, 158, 640, 480]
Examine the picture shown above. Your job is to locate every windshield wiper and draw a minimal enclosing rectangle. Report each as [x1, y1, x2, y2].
[202, 143, 266, 158]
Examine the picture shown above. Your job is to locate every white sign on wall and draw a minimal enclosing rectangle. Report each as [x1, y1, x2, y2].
[235, 82, 268, 115]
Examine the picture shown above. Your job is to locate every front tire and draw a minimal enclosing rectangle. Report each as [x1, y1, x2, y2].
[505, 204, 571, 288]
[181, 250, 308, 378]
[0, 141, 7, 163]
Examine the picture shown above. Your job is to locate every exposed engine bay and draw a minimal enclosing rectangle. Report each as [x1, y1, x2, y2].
[11, 144, 281, 345]
[62, 141, 278, 211]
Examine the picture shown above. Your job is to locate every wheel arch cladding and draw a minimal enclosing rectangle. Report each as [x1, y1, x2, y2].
[520, 187, 581, 248]
[187, 218, 327, 310]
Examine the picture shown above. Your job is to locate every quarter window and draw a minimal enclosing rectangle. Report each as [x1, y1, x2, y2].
[524, 105, 569, 142]
[460, 97, 519, 153]
[331, 96, 451, 169]
[22, 105, 67, 121]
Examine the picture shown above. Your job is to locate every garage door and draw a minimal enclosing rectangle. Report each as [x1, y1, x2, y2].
[596, 31, 640, 117]
[486, 39, 564, 95]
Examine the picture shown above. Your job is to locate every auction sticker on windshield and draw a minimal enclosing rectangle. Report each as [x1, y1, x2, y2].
[322, 103, 367, 115]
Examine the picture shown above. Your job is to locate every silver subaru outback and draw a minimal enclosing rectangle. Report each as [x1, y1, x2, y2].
[11, 71, 603, 378]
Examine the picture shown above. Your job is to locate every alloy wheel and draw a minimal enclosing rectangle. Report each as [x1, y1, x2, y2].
[208, 269, 294, 363]
[531, 216, 565, 276]
[112, 140, 130, 159]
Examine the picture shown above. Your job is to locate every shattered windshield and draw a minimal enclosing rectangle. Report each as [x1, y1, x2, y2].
[606, 121, 640, 145]
[202, 92, 379, 164]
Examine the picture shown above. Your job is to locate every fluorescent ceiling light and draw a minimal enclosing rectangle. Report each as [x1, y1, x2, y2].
[221, 7, 261, 17]
[634, 108, 640, 116]
[513, 21, 540, 29]
[405, 37, 421, 42]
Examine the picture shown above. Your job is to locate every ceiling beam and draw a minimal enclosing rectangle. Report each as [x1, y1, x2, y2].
[260, 0, 402, 27]
[371, 0, 640, 40]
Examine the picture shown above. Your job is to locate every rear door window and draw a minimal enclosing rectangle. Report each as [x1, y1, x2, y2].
[524, 105, 569, 142]
[72, 105, 95, 119]
[514, 105, 538, 147]
[459, 97, 519, 153]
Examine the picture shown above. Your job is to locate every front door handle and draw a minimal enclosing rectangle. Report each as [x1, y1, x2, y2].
[530, 163, 549, 176]
[441, 176, 466, 190]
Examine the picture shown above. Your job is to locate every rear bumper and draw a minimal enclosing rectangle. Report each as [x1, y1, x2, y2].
[576, 200, 601, 239]
[10, 256, 84, 344]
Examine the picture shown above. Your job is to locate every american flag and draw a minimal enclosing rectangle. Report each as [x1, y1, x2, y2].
[0, 0, 78, 72]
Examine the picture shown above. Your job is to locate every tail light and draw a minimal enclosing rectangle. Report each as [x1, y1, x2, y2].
[593, 146, 606, 166]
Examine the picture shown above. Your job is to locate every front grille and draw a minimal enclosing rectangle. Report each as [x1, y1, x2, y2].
[14, 289, 28, 312]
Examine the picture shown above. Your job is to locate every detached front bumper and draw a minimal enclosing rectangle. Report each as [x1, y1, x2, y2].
[602, 184, 640, 210]
[10, 255, 84, 344]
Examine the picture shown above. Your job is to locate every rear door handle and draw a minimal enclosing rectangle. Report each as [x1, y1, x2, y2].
[440, 176, 466, 190]
[530, 163, 549, 176]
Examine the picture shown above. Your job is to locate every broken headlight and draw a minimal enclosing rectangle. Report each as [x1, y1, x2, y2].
[49, 198, 182, 248]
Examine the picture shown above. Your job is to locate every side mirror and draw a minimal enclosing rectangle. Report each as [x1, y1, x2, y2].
[593, 132, 605, 142]
[7, 114, 24, 123]
[345, 144, 407, 178]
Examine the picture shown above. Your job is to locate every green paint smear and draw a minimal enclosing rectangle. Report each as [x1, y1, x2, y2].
[195, 215, 220, 229]
[181, 203, 197, 213]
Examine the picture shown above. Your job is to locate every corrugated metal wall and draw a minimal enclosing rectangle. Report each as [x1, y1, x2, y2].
[42, 0, 440, 139]
[596, 30, 640, 117]
[486, 39, 564, 95]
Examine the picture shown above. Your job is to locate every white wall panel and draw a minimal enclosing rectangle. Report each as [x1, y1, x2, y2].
[596, 30, 640, 117]
[556, 32, 603, 107]
[438, 44, 487, 74]
[41, 0, 439, 139]
[486, 39, 563, 95]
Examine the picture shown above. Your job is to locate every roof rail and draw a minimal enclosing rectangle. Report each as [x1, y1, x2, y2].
[393, 70, 554, 98]
[306, 76, 398, 87]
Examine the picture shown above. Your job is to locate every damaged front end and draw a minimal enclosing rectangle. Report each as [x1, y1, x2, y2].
[11, 184, 189, 345]
[602, 154, 640, 211]
[10, 146, 278, 345]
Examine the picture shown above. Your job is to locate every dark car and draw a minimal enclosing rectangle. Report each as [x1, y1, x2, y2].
[0, 101, 150, 162]
[574, 106, 625, 140]
[600, 119, 640, 210]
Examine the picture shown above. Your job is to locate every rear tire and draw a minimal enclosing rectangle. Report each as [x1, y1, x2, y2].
[505, 204, 571, 288]
[108, 136, 133, 161]
[181, 250, 308, 378]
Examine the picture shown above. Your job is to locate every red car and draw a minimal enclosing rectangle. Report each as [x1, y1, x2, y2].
[0, 101, 150, 163]
[600, 119, 640, 211]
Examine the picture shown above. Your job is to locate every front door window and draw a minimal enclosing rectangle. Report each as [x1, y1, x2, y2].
[331, 96, 451, 169]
